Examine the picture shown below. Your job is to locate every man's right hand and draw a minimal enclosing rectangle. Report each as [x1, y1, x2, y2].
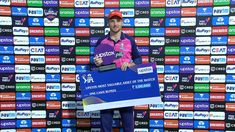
[94, 56, 103, 66]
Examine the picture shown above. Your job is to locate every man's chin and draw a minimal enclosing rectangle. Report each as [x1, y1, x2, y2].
[111, 29, 121, 33]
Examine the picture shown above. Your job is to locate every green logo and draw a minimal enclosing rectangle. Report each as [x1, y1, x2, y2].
[27, 0, 42, 6]
[151, 8, 165, 17]
[16, 83, 31, 91]
[229, 26, 235, 35]
[194, 84, 209, 92]
[135, 28, 149, 36]
[120, 0, 134, 7]
[165, 46, 179, 55]
[45, 27, 59, 36]
[213, 0, 230, 5]
[76, 46, 90, 55]
[60, 8, 74, 17]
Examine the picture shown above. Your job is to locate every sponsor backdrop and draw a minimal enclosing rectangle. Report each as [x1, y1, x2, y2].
[0, 0, 235, 131]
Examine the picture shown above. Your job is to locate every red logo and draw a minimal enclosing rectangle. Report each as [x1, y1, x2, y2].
[179, 93, 194, 101]
[31, 83, 46, 91]
[165, 28, 180, 36]
[0, 6, 11, 16]
[151, 0, 165, 7]
[149, 111, 164, 118]
[158, 74, 164, 83]
[195, 56, 210, 64]
[165, 56, 179, 64]
[62, 110, 76, 118]
[135, 37, 149, 46]
[90, 9, 104, 17]
[32, 119, 46, 127]
[181, 8, 196, 16]
[0, 102, 16, 110]
[0, 92, 15, 101]
[210, 121, 225, 130]
[76, 28, 90, 36]
[210, 84, 226, 92]
[179, 102, 194, 110]
[45, 37, 59, 45]
[122, 28, 134, 36]
[46, 56, 60, 64]
[210, 93, 225, 102]
[164, 120, 178, 128]
[76, 56, 90, 64]
[77, 119, 91, 127]
[46, 101, 61, 109]
[59, 0, 74, 7]
[31, 92, 46, 100]
[226, 103, 235, 111]
[29, 27, 44, 36]
[15, 55, 30, 64]
[62, 74, 76, 82]
[228, 36, 235, 45]
[134, 105, 148, 110]
[105, 0, 119, 7]
[212, 26, 228, 35]
[11, 0, 27, 6]
[227, 55, 235, 64]
[198, 0, 213, 6]
[141, 56, 149, 64]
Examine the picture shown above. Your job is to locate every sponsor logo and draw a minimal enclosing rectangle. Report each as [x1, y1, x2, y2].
[213, 6, 230, 16]
[194, 93, 210, 101]
[197, 7, 213, 16]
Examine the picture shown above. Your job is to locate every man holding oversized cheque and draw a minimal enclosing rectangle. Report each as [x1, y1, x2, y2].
[80, 10, 161, 132]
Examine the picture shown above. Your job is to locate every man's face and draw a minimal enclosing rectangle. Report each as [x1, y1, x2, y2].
[109, 17, 123, 33]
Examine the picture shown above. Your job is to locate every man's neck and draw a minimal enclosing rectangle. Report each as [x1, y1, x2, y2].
[110, 31, 121, 42]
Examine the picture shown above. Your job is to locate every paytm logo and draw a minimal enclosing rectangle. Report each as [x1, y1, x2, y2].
[213, 6, 230, 16]
[194, 74, 210, 83]
[210, 56, 226, 64]
[28, 8, 43, 16]
[120, 9, 135, 17]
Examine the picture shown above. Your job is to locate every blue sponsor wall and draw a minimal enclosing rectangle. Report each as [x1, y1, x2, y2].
[0, 0, 235, 131]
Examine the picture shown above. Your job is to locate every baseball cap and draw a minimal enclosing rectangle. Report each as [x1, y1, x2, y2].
[108, 10, 122, 19]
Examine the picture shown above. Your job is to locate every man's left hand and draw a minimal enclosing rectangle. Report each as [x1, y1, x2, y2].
[121, 62, 135, 71]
